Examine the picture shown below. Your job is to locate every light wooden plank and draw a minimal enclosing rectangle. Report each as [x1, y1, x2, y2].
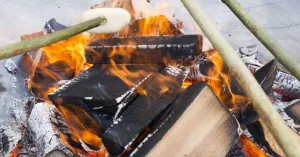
[147, 85, 239, 157]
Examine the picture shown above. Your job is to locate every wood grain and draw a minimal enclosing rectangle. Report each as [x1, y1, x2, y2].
[147, 86, 239, 157]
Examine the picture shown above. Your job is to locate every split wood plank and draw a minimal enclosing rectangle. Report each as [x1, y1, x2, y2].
[146, 84, 239, 157]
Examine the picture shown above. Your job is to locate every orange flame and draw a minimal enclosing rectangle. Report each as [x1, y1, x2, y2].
[9, 145, 22, 157]
[27, 33, 93, 100]
[202, 50, 249, 110]
[240, 134, 267, 157]
[55, 104, 107, 156]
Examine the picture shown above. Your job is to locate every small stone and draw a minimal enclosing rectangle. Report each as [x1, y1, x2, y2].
[5, 59, 18, 74]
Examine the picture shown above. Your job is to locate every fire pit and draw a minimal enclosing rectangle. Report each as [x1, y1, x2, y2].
[1, 1, 300, 157]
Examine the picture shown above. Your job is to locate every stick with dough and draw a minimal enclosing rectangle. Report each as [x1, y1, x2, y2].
[0, 8, 131, 60]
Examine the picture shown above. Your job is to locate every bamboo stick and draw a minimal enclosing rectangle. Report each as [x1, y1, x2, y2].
[0, 16, 107, 60]
[222, 0, 300, 81]
[180, 0, 300, 156]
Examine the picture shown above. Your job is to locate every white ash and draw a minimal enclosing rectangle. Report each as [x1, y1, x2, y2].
[4, 59, 18, 74]
[8, 98, 32, 126]
[0, 119, 22, 157]
[271, 99, 299, 133]
[273, 71, 300, 100]
[28, 103, 72, 157]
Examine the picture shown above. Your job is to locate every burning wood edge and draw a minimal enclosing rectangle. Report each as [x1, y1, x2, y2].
[180, 0, 300, 156]
[222, 0, 300, 82]
[0, 8, 131, 60]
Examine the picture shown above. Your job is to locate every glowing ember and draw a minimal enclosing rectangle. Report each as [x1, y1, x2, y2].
[240, 134, 267, 157]
[9, 145, 22, 157]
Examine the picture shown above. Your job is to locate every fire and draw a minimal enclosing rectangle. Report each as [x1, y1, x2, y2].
[9, 145, 22, 157]
[25, 13, 183, 156]
[24, 5, 260, 156]
[240, 134, 267, 157]
[55, 105, 107, 156]
[202, 50, 249, 110]
[27, 33, 93, 99]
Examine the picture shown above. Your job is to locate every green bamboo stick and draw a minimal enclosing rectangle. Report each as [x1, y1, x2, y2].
[0, 16, 107, 60]
[222, 0, 300, 81]
[180, 0, 300, 156]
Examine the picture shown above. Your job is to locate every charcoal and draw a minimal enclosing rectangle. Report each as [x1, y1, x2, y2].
[226, 140, 246, 157]
[241, 59, 278, 125]
[85, 35, 202, 64]
[45, 150, 70, 157]
[49, 64, 162, 131]
[102, 65, 189, 156]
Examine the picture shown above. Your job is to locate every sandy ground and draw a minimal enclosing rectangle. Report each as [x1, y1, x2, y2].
[0, 0, 299, 118]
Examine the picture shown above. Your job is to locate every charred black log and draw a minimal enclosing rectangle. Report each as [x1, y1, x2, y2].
[49, 64, 163, 131]
[241, 59, 278, 125]
[85, 35, 202, 64]
[102, 65, 189, 156]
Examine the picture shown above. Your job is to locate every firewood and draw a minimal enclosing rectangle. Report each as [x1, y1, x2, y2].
[145, 84, 239, 157]
[85, 35, 202, 64]
[102, 65, 189, 156]
[180, 0, 300, 156]
[49, 64, 163, 131]
[222, 0, 300, 82]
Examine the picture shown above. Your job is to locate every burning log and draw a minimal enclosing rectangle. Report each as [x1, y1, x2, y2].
[222, 0, 300, 82]
[85, 35, 202, 64]
[49, 64, 163, 131]
[140, 83, 239, 157]
[102, 65, 189, 156]
[181, 0, 300, 156]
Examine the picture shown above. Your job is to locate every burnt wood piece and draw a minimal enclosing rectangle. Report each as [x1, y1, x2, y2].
[49, 64, 162, 131]
[142, 84, 239, 157]
[85, 35, 202, 64]
[241, 59, 277, 125]
[102, 65, 189, 156]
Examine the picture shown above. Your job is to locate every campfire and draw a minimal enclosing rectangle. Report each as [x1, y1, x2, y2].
[1, 0, 300, 157]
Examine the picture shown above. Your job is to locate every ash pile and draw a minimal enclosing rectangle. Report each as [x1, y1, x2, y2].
[0, 7, 300, 157]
